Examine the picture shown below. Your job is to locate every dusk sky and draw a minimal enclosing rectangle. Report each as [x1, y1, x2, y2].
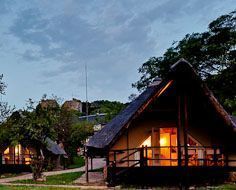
[0, 0, 235, 109]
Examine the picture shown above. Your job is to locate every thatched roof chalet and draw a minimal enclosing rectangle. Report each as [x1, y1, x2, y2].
[86, 59, 236, 152]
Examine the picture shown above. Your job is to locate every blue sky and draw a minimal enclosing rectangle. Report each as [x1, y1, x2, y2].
[0, 0, 235, 108]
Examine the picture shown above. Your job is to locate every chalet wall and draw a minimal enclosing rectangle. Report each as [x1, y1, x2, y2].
[111, 119, 213, 151]
[188, 125, 212, 146]
[128, 120, 176, 148]
[109, 119, 176, 166]
[108, 112, 229, 167]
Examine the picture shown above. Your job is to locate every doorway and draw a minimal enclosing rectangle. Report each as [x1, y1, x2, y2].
[159, 128, 177, 166]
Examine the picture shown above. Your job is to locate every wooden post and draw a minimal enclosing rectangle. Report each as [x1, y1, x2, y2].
[127, 130, 129, 167]
[213, 147, 217, 166]
[204, 150, 207, 166]
[151, 127, 155, 166]
[90, 157, 93, 171]
[13, 147, 15, 165]
[113, 151, 116, 168]
[177, 96, 182, 166]
[140, 146, 144, 167]
[184, 95, 189, 167]
[18, 145, 20, 164]
[85, 148, 89, 183]
[157, 129, 160, 166]
[106, 153, 110, 166]
[145, 145, 148, 166]
[225, 151, 229, 167]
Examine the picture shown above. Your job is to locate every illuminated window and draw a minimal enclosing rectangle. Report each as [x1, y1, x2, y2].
[2, 144, 32, 165]
[141, 136, 151, 147]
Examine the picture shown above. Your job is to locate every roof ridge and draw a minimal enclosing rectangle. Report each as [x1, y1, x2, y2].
[170, 58, 193, 70]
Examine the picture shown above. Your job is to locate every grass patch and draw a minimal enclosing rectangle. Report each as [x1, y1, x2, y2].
[13, 172, 83, 185]
[0, 185, 81, 190]
[67, 156, 85, 169]
[213, 184, 236, 189]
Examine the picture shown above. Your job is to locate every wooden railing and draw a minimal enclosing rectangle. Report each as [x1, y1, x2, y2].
[109, 146, 235, 168]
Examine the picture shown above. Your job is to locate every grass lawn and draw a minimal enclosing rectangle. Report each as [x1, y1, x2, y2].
[0, 185, 81, 190]
[12, 172, 83, 185]
[67, 156, 85, 169]
[213, 184, 236, 189]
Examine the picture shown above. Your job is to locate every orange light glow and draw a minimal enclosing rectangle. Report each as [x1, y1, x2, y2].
[25, 157, 31, 165]
[160, 137, 167, 146]
[141, 136, 151, 147]
[15, 144, 21, 155]
[157, 80, 173, 97]
[4, 148, 9, 154]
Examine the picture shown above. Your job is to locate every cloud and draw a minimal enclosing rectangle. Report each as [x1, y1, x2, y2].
[0, 0, 14, 15]
[2, 0, 235, 108]
[8, 0, 158, 82]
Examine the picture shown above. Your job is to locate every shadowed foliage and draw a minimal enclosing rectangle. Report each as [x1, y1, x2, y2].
[133, 11, 236, 114]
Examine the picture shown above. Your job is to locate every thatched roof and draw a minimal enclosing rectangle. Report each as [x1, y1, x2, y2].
[45, 137, 67, 155]
[86, 84, 164, 149]
[86, 59, 236, 150]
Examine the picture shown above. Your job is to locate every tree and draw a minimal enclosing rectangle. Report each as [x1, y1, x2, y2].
[0, 75, 13, 123]
[133, 11, 236, 114]
[55, 107, 75, 159]
[68, 121, 94, 156]
[128, 93, 138, 102]
[2, 101, 59, 153]
[0, 98, 61, 180]
[90, 100, 126, 122]
[0, 75, 14, 152]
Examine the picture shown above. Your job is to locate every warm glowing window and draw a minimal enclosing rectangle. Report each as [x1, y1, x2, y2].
[4, 148, 9, 154]
[2, 144, 32, 165]
[141, 136, 151, 147]
[159, 128, 177, 166]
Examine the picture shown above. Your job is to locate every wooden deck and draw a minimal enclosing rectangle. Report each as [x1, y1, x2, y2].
[106, 146, 236, 185]
[109, 146, 229, 168]
[107, 166, 235, 185]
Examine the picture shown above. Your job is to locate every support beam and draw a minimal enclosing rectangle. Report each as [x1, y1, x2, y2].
[177, 95, 189, 166]
[90, 157, 93, 170]
[106, 153, 110, 166]
[151, 127, 155, 166]
[127, 130, 129, 167]
[225, 150, 229, 167]
[140, 146, 144, 167]
[184, 95, 189, 167]
[177, 96, 182, 166]
[13, 147, 15, 165]
[85, 149, 89, 183]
